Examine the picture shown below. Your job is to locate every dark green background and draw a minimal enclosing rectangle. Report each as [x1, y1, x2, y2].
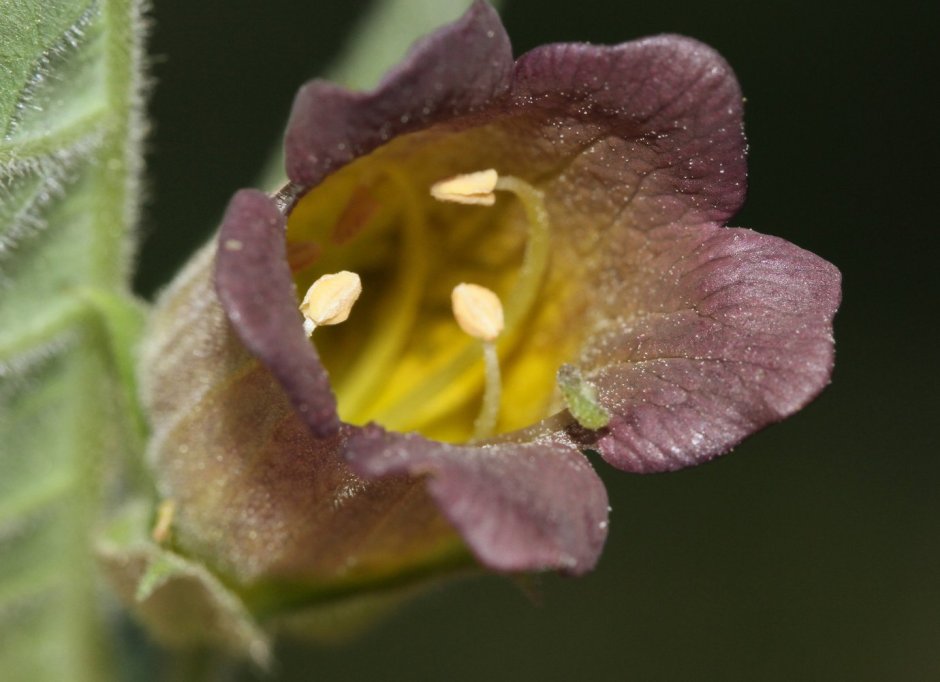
[136, 1, 938, 679]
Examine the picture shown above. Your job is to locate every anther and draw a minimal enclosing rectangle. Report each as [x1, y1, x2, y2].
[430, 169, 499, 205]
[452, 283, 505, 439]
[451, 282, 504, 342]
[430, 169, 549, 329]
[151, 499, 176, 544]
[299, 270, 362, 336]
[377, 170, 550, 435]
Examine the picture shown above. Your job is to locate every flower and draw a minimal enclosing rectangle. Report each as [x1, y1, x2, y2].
[142, 0, 840, 602]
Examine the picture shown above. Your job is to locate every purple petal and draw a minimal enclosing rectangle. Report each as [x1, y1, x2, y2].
[346, 425, 609, 575]
[145, 245, 461, 585]
[511, 35, 747, 229]
[215, 189, 339, 437]
[577, 225, 841, 473]
[285, 0, 512, 190]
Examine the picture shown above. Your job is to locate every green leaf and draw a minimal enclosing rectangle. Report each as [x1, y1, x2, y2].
[0, 0, 148, 678]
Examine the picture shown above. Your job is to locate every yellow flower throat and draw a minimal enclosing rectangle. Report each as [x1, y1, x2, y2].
[285, 136, 581, 443]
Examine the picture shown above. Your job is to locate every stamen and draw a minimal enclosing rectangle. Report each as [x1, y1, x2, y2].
[376, 171, 551, 433]
[335, 166, 429, 420]
[476, 343, 502, 440]
[492, 174, 551, 328]
[151, 499, 176, 544]
[299, 270, 362, 336]
[452, 283, 504, 440]
[451, 283, 504, 342]
[430, 169, 498, 205]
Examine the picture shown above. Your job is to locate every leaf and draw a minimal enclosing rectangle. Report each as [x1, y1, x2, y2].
[0, 0, 148, 679]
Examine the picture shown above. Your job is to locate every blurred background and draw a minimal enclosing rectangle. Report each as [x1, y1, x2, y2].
[135, 0, 937, 679]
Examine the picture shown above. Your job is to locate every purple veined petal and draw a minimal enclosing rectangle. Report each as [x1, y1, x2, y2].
[510, 34, 747, 231]
[284, 0, 513, 192]
[215, 189, 339, 437]
[346, 425, 609, 576]
[573, 224, 841, 473]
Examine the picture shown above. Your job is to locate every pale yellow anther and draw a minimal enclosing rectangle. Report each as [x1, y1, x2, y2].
[300, 271, 362, 336]
[451, 282, 504, 342]
[430, 169, 498, 205]
[151, 499, 176, 544]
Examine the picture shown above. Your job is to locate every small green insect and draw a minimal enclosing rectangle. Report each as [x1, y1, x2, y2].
[557, 364, 611, 430]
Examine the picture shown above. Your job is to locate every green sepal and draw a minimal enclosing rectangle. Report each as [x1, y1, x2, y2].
[96, 501, 272, 667]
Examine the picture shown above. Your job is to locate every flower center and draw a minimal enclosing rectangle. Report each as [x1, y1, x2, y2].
[285, 131, 583, 443]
